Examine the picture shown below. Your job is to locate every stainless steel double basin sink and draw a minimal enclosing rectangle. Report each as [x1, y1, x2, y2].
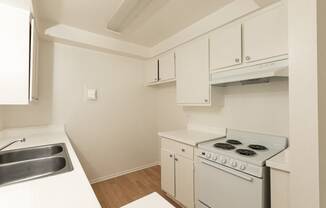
[0, 143, 73, 187]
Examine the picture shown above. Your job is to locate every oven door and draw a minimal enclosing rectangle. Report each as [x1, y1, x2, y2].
[197, 157, 268, 208]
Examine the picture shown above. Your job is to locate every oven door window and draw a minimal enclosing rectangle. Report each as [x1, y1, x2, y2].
[197, 159, 266, 208]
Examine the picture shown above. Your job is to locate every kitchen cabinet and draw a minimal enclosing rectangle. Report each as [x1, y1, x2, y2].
[0, 4, 38, 104]
[243, 4, 287, 63]
[29, 18, 39, 101]
[159, 51, 175, 81]
[161, 149, 175, 197]
[161, 138, 195, 208]
[210, 24, 242, 70]
[145, 58, 159, 84]
[175, 155, 194, 208]
[144, 51, 175, 85]
[209, 3, 287, 74]
[176, 37, 210, 106]
[271, 168, 290, 208]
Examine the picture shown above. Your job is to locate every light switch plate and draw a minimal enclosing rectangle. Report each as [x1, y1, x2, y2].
[87, 89, 97, 101]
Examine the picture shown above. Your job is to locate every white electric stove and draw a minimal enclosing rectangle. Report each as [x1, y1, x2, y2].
[196, 129, 288, 208]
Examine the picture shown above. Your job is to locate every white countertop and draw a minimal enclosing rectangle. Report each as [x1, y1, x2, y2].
[0, 126, 101, 208]
[158, 129, 225, 146]
[122, 192, 174, 208]
[266, 148, 290, 172]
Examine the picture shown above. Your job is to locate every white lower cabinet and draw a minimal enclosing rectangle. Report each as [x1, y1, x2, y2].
[175, 155, 194, 208]
[161, 138, 195, 208]
[161, 149, 175, 196]
[271, 168, 290, 208]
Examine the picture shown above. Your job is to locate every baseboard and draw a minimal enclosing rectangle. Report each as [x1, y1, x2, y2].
[90, 161, 161, 184]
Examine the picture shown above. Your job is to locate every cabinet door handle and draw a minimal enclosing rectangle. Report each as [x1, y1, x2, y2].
[245, 56, 251, 61]
[204, 99, 208, 103]
[157, 59, 160, 81]
[235, 58, 240, 63]
[181, 148, 185, 152]
[169, 154, 173, 158]
[175, 158, 178, 162]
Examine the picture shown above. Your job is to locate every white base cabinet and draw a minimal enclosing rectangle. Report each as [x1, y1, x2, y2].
[175, 155, 194, 208]
[271, 169, 290, 208]
[161, 149, 175, 197]
[161, 138, 195, 208]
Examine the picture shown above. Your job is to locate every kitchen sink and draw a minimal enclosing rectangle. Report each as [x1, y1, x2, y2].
[0, 143, 73, 187]
[0, 144, 63, 164]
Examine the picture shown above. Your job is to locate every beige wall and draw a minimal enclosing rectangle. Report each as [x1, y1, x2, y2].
[155, 81, 289, 136]
[1, 40, 158, 181]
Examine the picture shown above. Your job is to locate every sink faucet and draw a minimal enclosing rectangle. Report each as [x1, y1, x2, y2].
[0, 138, 26, 151]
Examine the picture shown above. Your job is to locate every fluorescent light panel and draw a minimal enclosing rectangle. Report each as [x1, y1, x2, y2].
[107, 0, 153, 33]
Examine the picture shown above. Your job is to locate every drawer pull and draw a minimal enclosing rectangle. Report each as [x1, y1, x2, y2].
[169, 154, 173, 158]
[181, 148, 185, 152]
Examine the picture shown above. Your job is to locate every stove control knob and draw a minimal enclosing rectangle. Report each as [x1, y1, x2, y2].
[231, 161, 237, 167]
[240, 164, 246, 170]
[221, 158, 227, 164]
[206, 153, 211, 159]
[212, 155, 218, 161]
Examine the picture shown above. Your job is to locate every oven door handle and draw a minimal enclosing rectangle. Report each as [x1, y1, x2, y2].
[201, 160, 254, 182]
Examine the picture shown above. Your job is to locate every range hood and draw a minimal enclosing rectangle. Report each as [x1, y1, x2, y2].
[211, 59, 288, 86]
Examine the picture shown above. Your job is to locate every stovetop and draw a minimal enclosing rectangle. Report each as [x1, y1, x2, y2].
[198, 129, 288, 166]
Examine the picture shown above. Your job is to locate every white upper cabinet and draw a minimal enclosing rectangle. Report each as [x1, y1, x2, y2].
[210, 24, 242, 70]
[29, 18, 39, 102]
[0, 5, 30, 104]
[144, 51, 175, 85]
[0, 4, 38, 105]
[159, 51, 175, 81]
[145, 58, 158, 84]
[243, 4, 288, 63]
[176, 37, 210, 106]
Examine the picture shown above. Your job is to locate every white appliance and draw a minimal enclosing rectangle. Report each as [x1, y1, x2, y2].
[196, 129, 288, 208]
[210, 59, 288, 86]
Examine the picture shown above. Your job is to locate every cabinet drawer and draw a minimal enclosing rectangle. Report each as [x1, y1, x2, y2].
[161, 138, 194, 160]
[161, 138, 178, 151]
[176, 144, 193, 160]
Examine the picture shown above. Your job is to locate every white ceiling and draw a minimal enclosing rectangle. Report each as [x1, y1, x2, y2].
[37, 0, 280, 47]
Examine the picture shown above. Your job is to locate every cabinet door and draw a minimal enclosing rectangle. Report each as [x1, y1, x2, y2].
[0, 5, 30, 104]
[145, 58, 158, 84]
[271, 169, 290, 208]
[175, 155, 194, 208]
[29, 17, 39, 102]
[176, 38, 210, 105]
[159, 51, 175, 81]
[243, 5, 287, 62]
[161, 149, 175, 197]
[210, 24, 242, 70]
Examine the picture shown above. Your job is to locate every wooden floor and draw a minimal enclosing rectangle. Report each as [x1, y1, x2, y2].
[92, 165, 182, 208]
